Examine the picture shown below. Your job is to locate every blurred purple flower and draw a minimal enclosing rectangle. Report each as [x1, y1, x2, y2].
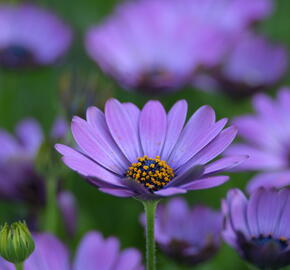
[226, 88, 290, 191]
[0, 4, 72, 68]
[85, 0, 229, 93]
[51, 116, 69, 140]
[57, 191, 78, 236]
[220, 34, 287, 95]
[56, 99, 246, 200]
[222, 188, 290, 270]
[0, 232, 144, 270]
[85, 0, 272, 93]
[141, 198, 222, 265]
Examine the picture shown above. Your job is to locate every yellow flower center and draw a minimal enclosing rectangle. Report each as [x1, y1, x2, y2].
[126, 155, 175, 192]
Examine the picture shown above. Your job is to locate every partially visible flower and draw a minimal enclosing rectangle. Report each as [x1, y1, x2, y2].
[0, 232, 144, 270]
[0, 4, 72, 68]
[56, 99, 246, 200]
[0, 221, 35, 264]
[226, 88, 290, 191]
[85, 0, 228, 93]
[50, 117, 69, 141]
[57, 191, 77, 236]
[220, 34, 287, 96]
[141, 198, 222, 265]
[222, 188, 290, 270]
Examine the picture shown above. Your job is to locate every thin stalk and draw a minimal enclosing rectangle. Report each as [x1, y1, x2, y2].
[142, 200, 159, 270]
[14, 262, 23, 270]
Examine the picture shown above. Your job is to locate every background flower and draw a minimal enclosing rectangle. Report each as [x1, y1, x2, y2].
[141, 197, 222, 266]
[222, 188, 290, 270]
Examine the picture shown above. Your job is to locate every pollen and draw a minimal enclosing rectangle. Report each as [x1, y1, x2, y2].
[126, 155, 175, 192]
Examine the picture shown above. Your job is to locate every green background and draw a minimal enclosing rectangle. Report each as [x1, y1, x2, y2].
[0, 0, 290, 269]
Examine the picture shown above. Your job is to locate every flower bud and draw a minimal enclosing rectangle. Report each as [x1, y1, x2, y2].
[0, 221, 35, 263]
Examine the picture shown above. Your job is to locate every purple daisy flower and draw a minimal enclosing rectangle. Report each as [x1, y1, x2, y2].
[0, 232, 144, 270]
[141, 198, 222, 265]
[220, 34, 287, 96]
[85, 0, 228, 93]
[0, 4, 72, 68]
[222, 188, 290, 270]
[226, 87, 290, 191]
[56, 99, 246, 200]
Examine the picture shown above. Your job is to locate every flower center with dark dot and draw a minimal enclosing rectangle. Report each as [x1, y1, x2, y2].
[252, 235, 289, 250]
[126, 155, 175, 192]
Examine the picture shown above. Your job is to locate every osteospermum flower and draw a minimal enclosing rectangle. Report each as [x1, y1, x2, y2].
[141, 198, 222, 265]
[0, 4, 72, 68]
[222, 188, 290, 270]
[220, 34, 287, 96]
[226, 87, 290, 191]
[0, 232, 144, 270]
[56, 99, 245, 199]
[85, 0, 228, 93]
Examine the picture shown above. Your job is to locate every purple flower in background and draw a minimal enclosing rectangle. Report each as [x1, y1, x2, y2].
[85, 0, 229, 93]
[0, 4, 72, 68]
[56, 99, 246, 200]
[0, 232, 144, 270]
[85, 0, 272, 94]
[141, 198, 222, 265]
[220, 34, 287, 96]
[222, 188, 290, 270]
[0, 118, 44, 203]
[226, 88, 290, 191]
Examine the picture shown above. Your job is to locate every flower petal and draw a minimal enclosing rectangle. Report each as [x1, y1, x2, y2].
[161, 100, 187, 160]
[168, 105, 216, 168]
[98, 187, 136, 198]
[105, 99, 142, 163]
[246, 190, 261, 237]
[182, 175, 229, 190]
[55, 144, 123, 187]
[116, 248, 143, 270]
[139, 100, 167, 157]
[154, 187, 187, 197]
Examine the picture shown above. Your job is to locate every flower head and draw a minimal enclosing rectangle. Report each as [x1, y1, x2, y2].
[0, 4, 72, 68]
[222, 188, 290, 270]
[141, 198, 222, 265]
[226, 87, 290, 191]
[0, 232, 144, 270]
[0, 221, 35, 264]
[56, 99, 245, 199]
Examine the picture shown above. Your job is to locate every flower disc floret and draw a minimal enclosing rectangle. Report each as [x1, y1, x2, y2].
[126, 155, 175, 192]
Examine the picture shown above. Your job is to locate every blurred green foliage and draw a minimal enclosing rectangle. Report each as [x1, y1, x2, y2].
[0, 0, 290, 269]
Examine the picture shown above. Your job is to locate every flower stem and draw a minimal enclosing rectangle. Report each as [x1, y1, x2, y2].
[142, 200, 159, 270]
[14, 262, 23, 270]
[44, 175, 58, 233]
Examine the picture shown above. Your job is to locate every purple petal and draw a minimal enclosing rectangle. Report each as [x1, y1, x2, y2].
[226, 144, 285, 171]
[182, 175, 229, 190]
[72, 116, 125, 174]
[105, 99, 142, 163]
[204, 155, 248, 175]
[0, 130, 20, 160]
[154, 187, 187, 196]
[116, 248, 144, 270]
[16, 118, 43, 157]
[55, 144, 123, 187]
[247, 171, 290, 193]
[246, 190, 261, 237]
[168, 105, 216, 168]
[25, 233, 70, 270]
[161, 100, 187, 160]
[74, 232, 120, 270]
[0, 258, 13, 270]
[50, 117, 68, 140]
[122, 102, 140, 128]
[139, 100, 167, 157]
[98, 187, 136, 198]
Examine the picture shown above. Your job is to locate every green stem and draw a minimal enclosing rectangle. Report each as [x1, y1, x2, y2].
[142, 200, 159, 270]
[14, 262, 23, 270]
[44, 175, 58, 233]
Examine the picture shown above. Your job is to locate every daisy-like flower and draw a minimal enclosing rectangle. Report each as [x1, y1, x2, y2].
[220, 34, 287, 96]
[0, 232, 144, 270]
[56, 99, 245, 200]
[141, 198, 222, 265]
[222, 188, 290, 270]
[226, 87, 290, 192]
[0, 4, 72, 68]
[85, 0, 228, 93]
